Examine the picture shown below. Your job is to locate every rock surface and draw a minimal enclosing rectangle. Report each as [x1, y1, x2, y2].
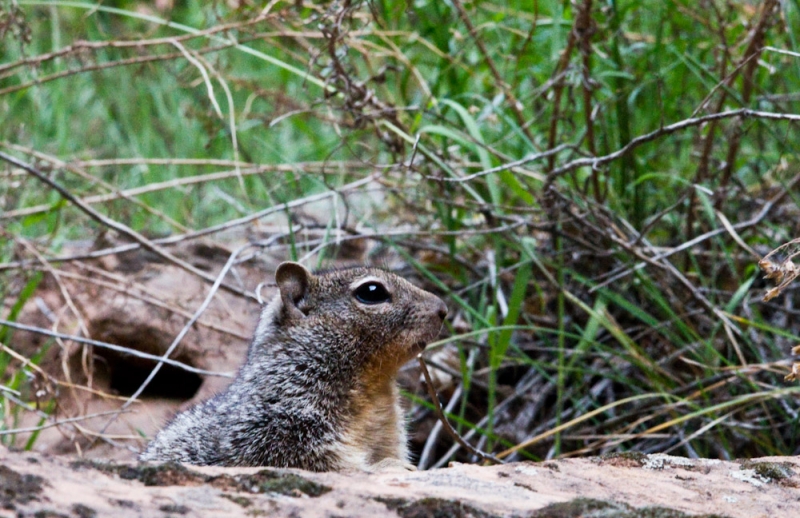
[1, 447, 796, 517]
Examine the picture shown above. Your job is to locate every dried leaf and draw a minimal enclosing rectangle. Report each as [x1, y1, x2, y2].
[762, 287, 782, 302]
[785, 363, 800, 383]
[758, 258, 784, 282]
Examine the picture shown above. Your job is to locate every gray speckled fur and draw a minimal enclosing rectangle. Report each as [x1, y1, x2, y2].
[140, 262, 446, 471]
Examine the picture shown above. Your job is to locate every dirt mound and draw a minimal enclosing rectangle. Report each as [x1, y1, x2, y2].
[1, 448, 795, 517]
[7, 237, 272, 460]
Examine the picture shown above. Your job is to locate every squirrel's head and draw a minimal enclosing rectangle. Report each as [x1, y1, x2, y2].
[267, 261, 447, 376]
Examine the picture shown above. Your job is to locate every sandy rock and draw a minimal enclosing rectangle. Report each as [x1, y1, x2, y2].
[1, 448, 796, 517]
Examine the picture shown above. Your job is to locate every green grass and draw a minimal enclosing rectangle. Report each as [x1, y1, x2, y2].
[1, 0, 800, 463]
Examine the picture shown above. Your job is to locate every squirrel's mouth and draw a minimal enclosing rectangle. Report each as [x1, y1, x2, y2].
[411, 341, 428, 353]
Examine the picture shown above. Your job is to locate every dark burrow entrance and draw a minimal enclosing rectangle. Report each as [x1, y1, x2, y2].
[94, 350, 203, 400]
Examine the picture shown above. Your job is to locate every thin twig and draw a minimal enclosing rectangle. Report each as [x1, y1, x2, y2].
[0, 409, 131, 436]
[589, 171, 800, 291]
[0, 320, 232, 378]
[0, 151, 255, 300]
[95, 240, 264, 444]
[451, 0, 535, 144]
[0, 209, 522, 273]
[548, 109, 800, 180]
[417, 354, 504, 465]
[0, 16, 270, 76]
[52, 266, 250, 340]
[0, 142, 189, 230]
[430, 144, 568, 183]
[417, 346, 479, 470]
[417, 383, 463, 470]
[0, 174, 377, 271]
[717, 0, 780, 207]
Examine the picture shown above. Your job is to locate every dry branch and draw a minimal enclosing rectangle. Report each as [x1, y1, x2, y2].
[0, 151, 257, 300]
[547, 109, 800, 179]
[0, 320, 231, 378]
[417, 354, 504, 466]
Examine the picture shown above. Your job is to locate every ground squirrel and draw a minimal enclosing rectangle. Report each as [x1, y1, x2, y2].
[140, 261, 447, 471]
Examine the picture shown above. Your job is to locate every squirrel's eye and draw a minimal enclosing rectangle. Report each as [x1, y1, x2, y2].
[353, 282, 391, 304]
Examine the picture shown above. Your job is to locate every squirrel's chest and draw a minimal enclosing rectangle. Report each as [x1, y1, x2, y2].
[333, 387, 409, 470]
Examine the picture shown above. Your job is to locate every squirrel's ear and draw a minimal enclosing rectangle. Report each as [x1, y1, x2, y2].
[275, 261, 312, 320]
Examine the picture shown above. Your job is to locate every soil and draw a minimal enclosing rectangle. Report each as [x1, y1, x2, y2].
[8, 234, 271, 460]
